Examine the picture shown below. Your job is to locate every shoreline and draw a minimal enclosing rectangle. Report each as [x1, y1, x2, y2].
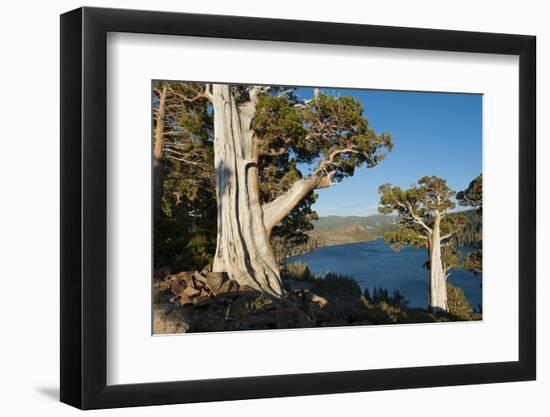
[281, 236, 382, 261]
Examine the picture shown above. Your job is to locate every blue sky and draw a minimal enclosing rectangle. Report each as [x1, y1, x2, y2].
[295, 88, 482, 216]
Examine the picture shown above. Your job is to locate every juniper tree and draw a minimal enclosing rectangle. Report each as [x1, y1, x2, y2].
[158, 83, 392, 296]
[379, 176, 466, 312]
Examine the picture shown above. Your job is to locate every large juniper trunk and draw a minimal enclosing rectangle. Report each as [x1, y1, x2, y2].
[428, 213, 448, 313]
[211, 84, 284, 297]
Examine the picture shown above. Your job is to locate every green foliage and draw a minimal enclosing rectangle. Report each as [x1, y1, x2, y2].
[153, 81, 217, 272]
[361, 302, 438, 324]
[441, 246, 463, 272]
[379, 176, 456, 218]
[154, 182, 217, 272]
[310, 272, 362, 300]
[457, 175, 483, 276]
[449, 209, 481, 247]
[421, 245, 464, 273]
[270, 192, 319, 251]
[153, 81, 213, 143]
[254, 91, 393, 170]
[447, 283, 480, 320]
[378, 176, 465, 254]
[362, 284, 480, 324]
[296, 92, 393, 176]
[260, 158, 319, 255]
[457, 174, 482, 211]
[441, 214, 468, 241]
[384, 227, 426, 251]
[253, 96, 318, 251]
[255, 89, 392, 257]
[365, 287, 409, 308]
[252, 94, 307, 155]
[464, 250, 482, 276]
[378, 176, 468, 313]
[153, 83, 393, 275]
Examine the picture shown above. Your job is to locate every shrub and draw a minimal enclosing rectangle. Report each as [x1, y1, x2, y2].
[281, 261, 317, 282]
[364, 287, 410, 308]
[311, 272, 361, 300]
[447, 283, 478, 320]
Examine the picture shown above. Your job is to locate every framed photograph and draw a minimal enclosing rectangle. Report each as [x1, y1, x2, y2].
[60, 6, 536, 409]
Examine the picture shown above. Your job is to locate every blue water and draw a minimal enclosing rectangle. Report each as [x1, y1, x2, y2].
[285, 239, 482, 311]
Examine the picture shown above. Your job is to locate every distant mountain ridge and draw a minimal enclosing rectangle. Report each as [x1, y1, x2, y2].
[272, 214, 397, 259]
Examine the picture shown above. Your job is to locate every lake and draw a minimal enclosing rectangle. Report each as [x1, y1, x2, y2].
[285, 239, 482, 311]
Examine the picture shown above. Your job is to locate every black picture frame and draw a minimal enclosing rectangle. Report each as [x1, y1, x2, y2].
[60, 6, 536, 410]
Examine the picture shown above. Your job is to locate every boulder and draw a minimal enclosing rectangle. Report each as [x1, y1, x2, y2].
[174, 271, 193, 281]
[176, 293, 193, 305]
[197, 288, 212, 299]
[183, 286, 201, 298]
[310, 294, 328, 307]
[192, 271, 207, 286]
[169, 279, 186, 296]
[203, 272, 225, 294]
[154, 279, 171, 292]
[219, 279, 239, 295]
[303, 293, 331, 322]
[153, 304, 190, 334]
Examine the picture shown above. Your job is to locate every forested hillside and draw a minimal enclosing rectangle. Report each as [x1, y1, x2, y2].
[272, 214, 396, 259]
[451, 209, 482, 248]
[313, 214, 396, 233]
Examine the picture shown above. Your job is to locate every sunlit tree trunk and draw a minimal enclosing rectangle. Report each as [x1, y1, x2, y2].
[428, 212, 448, 313]
[211, 84, 284, 297]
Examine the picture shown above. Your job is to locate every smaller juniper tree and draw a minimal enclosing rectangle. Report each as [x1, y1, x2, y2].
[379, 176, 467, 313]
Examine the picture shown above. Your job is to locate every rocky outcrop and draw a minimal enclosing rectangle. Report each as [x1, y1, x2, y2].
[152, 269, 364, 333]
[155, 269, 257, 307]
[153, 304, 190, 334]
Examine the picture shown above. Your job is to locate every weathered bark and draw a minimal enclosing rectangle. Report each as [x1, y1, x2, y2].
[262, 174, 332, 236]
[153, 85, 167, 221]
[428, 212, 447, 313]
[211, 84, 284, 297]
